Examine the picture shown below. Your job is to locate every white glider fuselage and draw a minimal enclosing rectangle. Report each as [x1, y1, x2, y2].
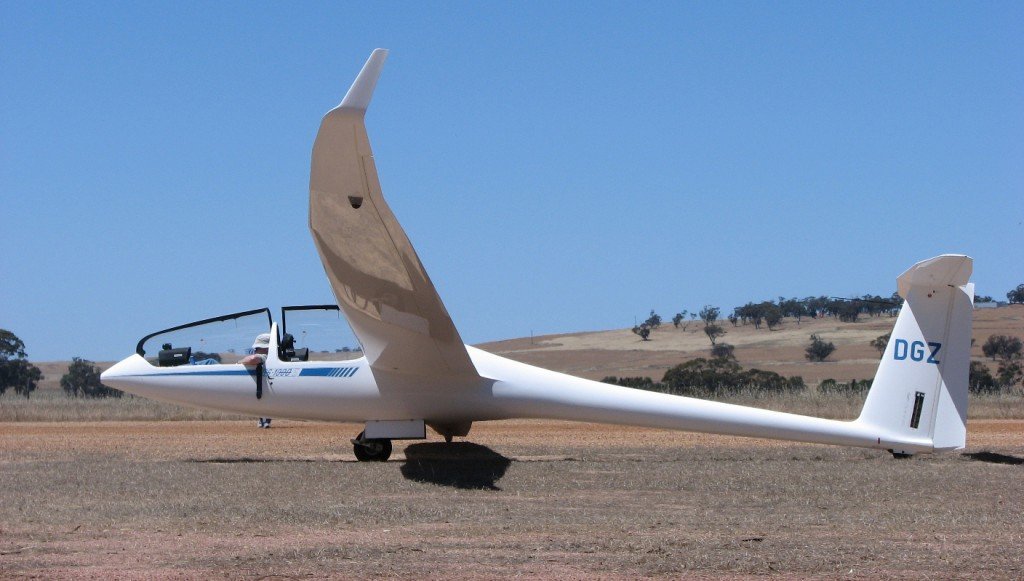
[103, 338, 934, 454]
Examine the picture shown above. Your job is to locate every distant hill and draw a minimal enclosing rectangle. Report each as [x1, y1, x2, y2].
[480, 304, 1024, 385]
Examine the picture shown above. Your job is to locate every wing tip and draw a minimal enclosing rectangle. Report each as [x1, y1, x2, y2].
[334, 49, 390, 114]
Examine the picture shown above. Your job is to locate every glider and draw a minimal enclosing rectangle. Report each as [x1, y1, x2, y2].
[102, 50, 975, 461]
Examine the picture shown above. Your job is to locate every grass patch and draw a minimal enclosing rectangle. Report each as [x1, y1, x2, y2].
[0, 389, 246, 422]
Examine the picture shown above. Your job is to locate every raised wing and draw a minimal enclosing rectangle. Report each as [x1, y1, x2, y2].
[309, 49, 478, 379]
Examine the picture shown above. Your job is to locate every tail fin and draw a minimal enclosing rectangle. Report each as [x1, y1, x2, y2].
[857, 255, 974, 454]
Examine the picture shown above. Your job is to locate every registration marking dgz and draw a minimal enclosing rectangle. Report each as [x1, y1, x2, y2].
[893, 339, 941, 364]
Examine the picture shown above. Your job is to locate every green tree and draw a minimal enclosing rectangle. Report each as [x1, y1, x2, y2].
[870, 332, 891, 356]
[631, 323, 651, 341]
[671, 311, 686, 328]
[779, 297, 807, 324]
[0, 329, 42, 398]
[763, 305, 783, 330]
[835, 300, 861, 323]
[805, 334, 837, 362]
[1007, 284, 1024, 304]
[644, 310, 662, 329]
[61, 357, 122, 398]
[699, 305, 726, 346]
[981, 335, 1023, 362]
[734, 302, 763, 329]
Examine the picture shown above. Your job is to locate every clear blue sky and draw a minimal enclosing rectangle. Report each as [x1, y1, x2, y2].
[2, 2, 1022, 362]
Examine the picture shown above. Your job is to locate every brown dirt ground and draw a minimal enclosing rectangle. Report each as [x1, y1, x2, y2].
[1, 419, 1022, 579]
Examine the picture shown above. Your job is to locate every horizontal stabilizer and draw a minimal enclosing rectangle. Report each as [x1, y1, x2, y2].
[896, 254, 972, 299]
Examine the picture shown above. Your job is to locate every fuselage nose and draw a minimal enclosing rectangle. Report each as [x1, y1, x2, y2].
[99, 354, 151, 396]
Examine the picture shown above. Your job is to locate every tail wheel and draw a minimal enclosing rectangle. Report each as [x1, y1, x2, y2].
[352, 431, 392, 462]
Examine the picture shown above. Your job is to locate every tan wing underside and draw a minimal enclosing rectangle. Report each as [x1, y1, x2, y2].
[309, 95, 476, 379]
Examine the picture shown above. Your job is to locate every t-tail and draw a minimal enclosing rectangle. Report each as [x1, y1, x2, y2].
[855, 254, 973, 454]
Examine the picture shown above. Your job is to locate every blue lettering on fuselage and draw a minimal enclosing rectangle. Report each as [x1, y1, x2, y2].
[892, 339, 940, 364]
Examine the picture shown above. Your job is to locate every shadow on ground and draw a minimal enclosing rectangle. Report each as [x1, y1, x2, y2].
[400, 442, 512, 490]
[190, 457, 326, 463]
[963, 451, 1024, 465]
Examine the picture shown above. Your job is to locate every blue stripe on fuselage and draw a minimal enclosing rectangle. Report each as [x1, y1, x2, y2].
[300, 367, 358, 377]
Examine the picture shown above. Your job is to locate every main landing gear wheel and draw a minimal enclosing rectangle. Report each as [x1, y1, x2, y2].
[352, 431, 392, 462]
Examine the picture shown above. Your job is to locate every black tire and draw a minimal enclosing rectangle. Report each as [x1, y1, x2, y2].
[353, 431, 392, 462]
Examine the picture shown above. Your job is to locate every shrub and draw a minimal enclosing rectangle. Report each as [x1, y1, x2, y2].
[819, 378, 871, 395]
[661, 357, 804, 396]
[805, 334, 837, 362]
[968, 361, 998, 394]
[601, 376, 662, 391]
[710, 343, 735, 360]
[998, 361, 1023, 389]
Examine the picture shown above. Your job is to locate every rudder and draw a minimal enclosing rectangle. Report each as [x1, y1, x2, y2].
[856, 255, 973, 454]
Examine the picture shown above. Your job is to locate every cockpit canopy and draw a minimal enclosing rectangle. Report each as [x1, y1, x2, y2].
[137, 306, 361, 367]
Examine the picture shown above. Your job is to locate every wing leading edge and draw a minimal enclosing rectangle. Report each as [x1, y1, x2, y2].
[309, 49, 478, 379]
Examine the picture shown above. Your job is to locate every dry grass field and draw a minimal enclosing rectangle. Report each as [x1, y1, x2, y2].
[2, 306, 1021, 578]
[1, 420, 1022, 579]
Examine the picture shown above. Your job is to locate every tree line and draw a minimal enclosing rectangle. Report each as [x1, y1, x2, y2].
[0, 329, 121, 399]
[638, 280, 1023, 342]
